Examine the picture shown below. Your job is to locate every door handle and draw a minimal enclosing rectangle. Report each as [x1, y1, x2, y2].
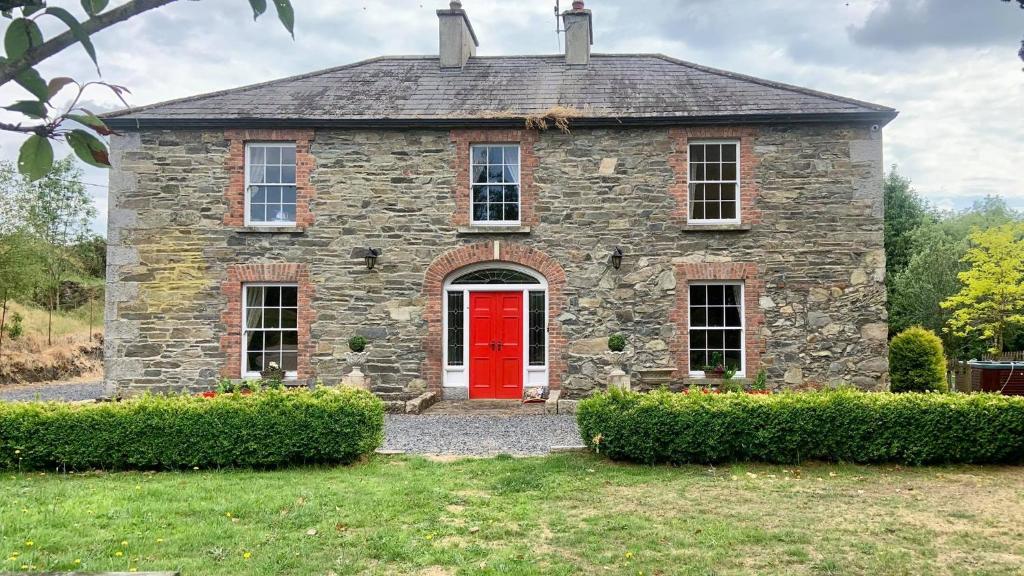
[497, 341, 503, 351]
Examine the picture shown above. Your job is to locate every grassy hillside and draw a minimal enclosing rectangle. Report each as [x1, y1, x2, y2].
[0, 297, 103, 385]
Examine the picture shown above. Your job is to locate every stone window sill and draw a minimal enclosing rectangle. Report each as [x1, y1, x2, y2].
[234, 226, 306, 234]
[457, 225, 532, 235]
[681, 223, 752, 232]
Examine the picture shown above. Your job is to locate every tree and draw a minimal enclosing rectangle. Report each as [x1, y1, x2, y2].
[942, 222, 1024, 354]
[20, 157, 95, 344]
[73, 233, 105, 278]
[0, 230, 42, 357]
[883, 166, 932, 290]
[0, 0, 294, 180]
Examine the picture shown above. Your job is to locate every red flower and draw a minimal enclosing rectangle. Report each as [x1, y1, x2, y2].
[200, 391, 217, 398]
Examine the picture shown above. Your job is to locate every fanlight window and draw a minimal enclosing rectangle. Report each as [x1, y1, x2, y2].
[450, 268, 540, 285]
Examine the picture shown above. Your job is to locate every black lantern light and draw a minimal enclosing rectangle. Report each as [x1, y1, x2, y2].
[364, 247, 381, 270]
[610, 246, 624, 270]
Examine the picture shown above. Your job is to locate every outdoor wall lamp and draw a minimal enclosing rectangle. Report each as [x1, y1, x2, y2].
[364, 247, 381, 270]
[610, 246, 624, 270]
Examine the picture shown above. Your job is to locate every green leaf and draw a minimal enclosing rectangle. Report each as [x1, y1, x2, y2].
[45, 7, 99, 71]
[248, 0, 267, 20]
[271, 0, 294, 38]
[66, 129, 110, 168]
[4, 17, 43, 59]
[80, 0, 109, 16]
[21, 2, 45, 17]
[68, 112, 113, 136]
[15, 66, 48, 101]
[5, 99, 47, 119]
[18, 135, 54, 181]
[47, 76, 76, 100]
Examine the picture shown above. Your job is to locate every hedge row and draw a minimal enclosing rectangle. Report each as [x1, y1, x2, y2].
[0, 388, 384, 471]
[577, 389, 1024, 465]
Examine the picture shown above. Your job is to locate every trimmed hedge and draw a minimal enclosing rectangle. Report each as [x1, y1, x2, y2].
[0, 387, 384, 471]
[577, 389, 1024, 465]
[890, 326, 948, 392]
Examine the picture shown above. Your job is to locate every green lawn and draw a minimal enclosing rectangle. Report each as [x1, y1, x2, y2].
[1, 454, 1023, 575]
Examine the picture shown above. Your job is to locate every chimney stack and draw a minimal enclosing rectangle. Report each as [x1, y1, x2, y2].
[562, 1, 593, 66]
[437, 1, 478, 69]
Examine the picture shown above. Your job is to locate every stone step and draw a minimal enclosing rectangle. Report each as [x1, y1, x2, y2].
[371, 385, 406, 394]
[382, 400, 407, 414]
[375, 392, 419, 402]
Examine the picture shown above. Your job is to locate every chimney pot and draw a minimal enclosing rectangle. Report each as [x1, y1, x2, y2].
[561, 2, 593, 66]
[437, 1, 478, 69]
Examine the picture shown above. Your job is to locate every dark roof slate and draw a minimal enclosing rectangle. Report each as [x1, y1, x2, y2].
[104, 54, 896, 127]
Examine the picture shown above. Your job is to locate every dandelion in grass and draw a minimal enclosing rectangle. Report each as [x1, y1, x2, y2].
[121, 541, 128, 547]
[625, 551, 634, 559]
[24, 541, 32, 547]
[243, 551, 252, 560]
[114, 551, 123, 557]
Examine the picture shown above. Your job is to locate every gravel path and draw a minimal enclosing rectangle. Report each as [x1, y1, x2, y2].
[0, 380, 105, 402]
[383, 414, 583, 456]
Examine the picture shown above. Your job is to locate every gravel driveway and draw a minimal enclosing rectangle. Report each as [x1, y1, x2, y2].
[0, 380, 106, 402]
[383, 414, 583, 456]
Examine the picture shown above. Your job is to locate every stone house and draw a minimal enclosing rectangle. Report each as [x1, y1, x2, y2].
[103, 1, 896, 404]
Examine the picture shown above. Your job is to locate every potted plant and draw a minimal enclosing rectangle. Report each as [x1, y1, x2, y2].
[605, 333, 629, 390]
[701, 352, 726, 379]
[260, 361, 285, 387]
[343, 335, 370, 389]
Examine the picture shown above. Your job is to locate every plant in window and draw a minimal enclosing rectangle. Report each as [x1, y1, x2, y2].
[751, 369, 769, 393]
[702, 352, 726, 379]
[260, 361, 286, 386]
[607, 334, 626, 352]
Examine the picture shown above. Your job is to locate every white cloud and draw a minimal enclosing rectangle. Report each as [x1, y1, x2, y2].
[0, 0, 1020, 233]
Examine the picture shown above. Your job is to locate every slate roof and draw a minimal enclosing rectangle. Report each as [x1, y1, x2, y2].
[104, 54, 897, 129]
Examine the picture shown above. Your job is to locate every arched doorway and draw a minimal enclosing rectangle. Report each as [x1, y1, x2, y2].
[442, 263, 548, 399]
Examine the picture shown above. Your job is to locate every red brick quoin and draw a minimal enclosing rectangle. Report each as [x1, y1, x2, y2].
[219, 263, 315, 380]
[670, 262, 766, 379]
[223, 129, 316, 228]
[449, 129, 539, 227]
[668, 126, 762, 224]
[421, 242, 567, 391]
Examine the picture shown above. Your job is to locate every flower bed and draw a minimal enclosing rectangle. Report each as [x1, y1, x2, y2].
[577, 388, 1024, 465]
[0, 388, 384, 471]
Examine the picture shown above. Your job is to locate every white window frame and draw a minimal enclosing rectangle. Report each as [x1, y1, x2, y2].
[687, 281, 745, 378]
[441, 263, 548, 391]
[469, 143, 522, 226]
[687, 139, 741, 225]
[244, 142, 298, 227]
[241, 282, 299, 380]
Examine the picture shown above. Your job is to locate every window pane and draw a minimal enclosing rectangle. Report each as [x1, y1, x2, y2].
[473, 203, 488, 222]
[706, 163, 720, 181]
[725, 307, 741, 327]
[472, 146, 487, 164]
[708, 307, 724, 327]
[487, 146, 503, 164]
[724, 285, 741, 306]
[690, 284, 706, 305]
[690, 144, 704, 162]
[691, 329, 706, 349]
[263, 308, 280, 328]
[529, 291, 545, 365]
[706, 330, 724, 349]
[692, 163, 705, 181]
[488, 204, 503, 221]
[691, 183, 705, 201]
[488, 165, 503, 182]
[706, 184, 720, 201]
[722, 144, 737, 162]
[246, 309, 262, 329]
[689, 350, 706, 371]
[266, 146, 281, 164]
[503, 146, 519, 164]
[265, 165, 281, 183]
[281, 165, 296, 184]
[473, 166, 487, 183]
[280, 204, 297, 223]
[721, 183, 736, 201]
[504, 203, 519, 221]
[503, 165, 519, 183]
[282, 331, 298, 348]
[707, 144, 720, 162]
[281, 351, 298, 372]
[281, 287, 298, 307]
[249, 186, 266, 203]
[246, 331, 263, 350]
[724, 350, 742, 371]
[504, 185, 519, 204]
[247, 352, 263, 372]
[722, 162, 737, 181]
[705, 202, 720, 219]
[249, 204, 266, 223]
[708, 285, 724, 305]
[447, 291, 464, 366]
[691, 202, 704, 220]
[264, 287, 280, 306]
[691, 307, 706, 327]
[488, 186, 503, 203]
[724, 330, 742, 349]
[281, 308, 297, 329]
[721, 201, 736, 220]
[249, 146, 265, 164]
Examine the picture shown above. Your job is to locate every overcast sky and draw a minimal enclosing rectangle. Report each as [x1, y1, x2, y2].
[0, 0, 1021, 234]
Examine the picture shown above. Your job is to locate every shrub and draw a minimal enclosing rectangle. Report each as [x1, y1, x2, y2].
[0, 388, 384, 471]
[4, 311, 23, 339]
[607, 334, 626, 352]
[348, 335, 368, 352]
[890, 326, 948, 393]
[577, 388, 1024, 465]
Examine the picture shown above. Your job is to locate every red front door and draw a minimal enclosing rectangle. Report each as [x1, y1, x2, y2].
[469, 291, 523, 399]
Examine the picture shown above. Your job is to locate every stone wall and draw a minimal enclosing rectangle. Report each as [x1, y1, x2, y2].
[105, 123, 888, 398]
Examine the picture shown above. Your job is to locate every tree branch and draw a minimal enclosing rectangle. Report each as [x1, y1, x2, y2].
[0, 0, 181, 88]
[0, 119, 47, 134]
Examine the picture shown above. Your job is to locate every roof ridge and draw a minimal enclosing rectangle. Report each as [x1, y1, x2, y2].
[650, 54, 895, 113]
[102, 55, 405, 119]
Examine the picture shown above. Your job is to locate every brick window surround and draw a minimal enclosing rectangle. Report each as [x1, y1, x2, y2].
[224, 129, 316, 228]
[421, 242, 566, 390]
[449, 129, 539, 227]
[220, 263, 315, 380]
[670, 262, 765, 378]
[668, 126, 761, 224]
